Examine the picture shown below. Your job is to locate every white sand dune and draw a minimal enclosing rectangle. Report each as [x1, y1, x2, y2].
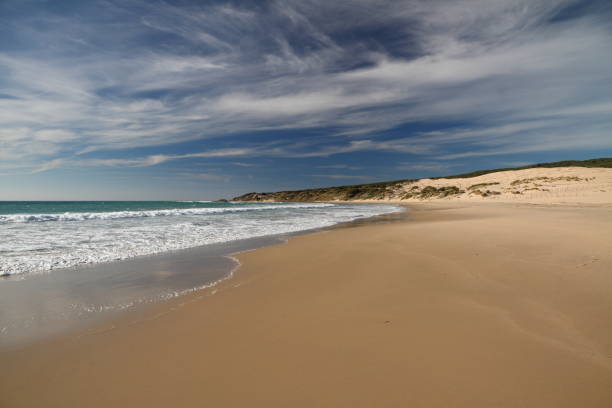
[390, 167, 612, 204]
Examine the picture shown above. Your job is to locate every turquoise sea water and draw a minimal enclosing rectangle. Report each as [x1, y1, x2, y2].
[0, 200, 231, 215]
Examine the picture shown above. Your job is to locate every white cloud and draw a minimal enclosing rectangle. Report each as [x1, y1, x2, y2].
[214, 88, 402, 116]
[0, 0, 611, 175]
[310, 174, 371, 180]
[397, 163, 453, 172]
[316, 164, 361, 170]
[78, 148, 259, 168]
[231, 162, 258, 167]
[34, 129, 78, 142]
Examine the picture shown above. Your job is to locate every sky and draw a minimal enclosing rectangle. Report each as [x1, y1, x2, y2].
[0, 0, 611, 200]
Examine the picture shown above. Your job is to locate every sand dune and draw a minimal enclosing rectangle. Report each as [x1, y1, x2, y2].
[233, 166, 612, 205]
[394, 167, 612, 204]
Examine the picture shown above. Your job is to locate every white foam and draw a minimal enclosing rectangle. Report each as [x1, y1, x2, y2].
[0, 203, 334, 224]
[0, 203, 402, 277]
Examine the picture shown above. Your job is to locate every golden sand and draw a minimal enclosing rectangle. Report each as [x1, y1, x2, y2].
[1, 202, 611, 407]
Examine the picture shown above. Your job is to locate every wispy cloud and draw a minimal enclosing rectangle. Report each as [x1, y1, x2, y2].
[0, 0, 611, 180]
[80, 148, 258, 168]
[231, 162, 258, 167]
[310, 174, 371, 180]
[397, 163, 454, 173]
[316, 165, 361, 170]
[175, 172, 231, 182]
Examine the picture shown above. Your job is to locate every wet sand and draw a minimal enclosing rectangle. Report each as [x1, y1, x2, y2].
[1, 202, 611, 407]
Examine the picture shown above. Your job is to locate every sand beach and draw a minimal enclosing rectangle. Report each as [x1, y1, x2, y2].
[1, 191, 611, 407]
[3, 0, 612, 405]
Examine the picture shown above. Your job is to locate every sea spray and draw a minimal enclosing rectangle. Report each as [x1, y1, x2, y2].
[0, 201, 401, 277]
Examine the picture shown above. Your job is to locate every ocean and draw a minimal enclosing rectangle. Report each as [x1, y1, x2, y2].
[0, 200, 402, 346]
[0, 200, 401, 277]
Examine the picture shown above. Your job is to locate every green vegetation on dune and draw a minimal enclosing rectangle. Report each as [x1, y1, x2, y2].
[402, 186, 465, 200]
[439, 158, 612, 179]
[510, 176, 583, 186]
[467, 182, 500, 190]
[231, 157, 611, 202]
[235, 178, 416, 202]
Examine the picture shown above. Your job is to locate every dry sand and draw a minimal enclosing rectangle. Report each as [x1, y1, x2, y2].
[388, 167, 612, 204]
[1, 202, 612, 407]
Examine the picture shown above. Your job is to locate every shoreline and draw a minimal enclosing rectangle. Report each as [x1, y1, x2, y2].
[1, 202, 611, 407]
[0, 203, 405, 350]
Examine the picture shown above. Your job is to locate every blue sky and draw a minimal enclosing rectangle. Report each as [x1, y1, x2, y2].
[1, 0, 611, 200]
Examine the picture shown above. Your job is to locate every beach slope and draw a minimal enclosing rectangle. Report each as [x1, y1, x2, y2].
[1, 202, 611, 407]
